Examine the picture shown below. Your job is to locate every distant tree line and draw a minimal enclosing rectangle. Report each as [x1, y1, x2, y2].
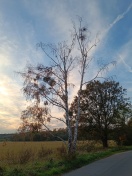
[0, 134, 14, 141]
[12, 128, 68, 141]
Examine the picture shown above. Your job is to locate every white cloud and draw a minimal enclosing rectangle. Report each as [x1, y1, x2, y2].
[0, 75, 27, 133]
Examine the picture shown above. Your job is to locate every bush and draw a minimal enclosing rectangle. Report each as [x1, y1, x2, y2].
[124, 127, 132, 146]
[7, 168, 24, 176]
[0, 166, 5, 176]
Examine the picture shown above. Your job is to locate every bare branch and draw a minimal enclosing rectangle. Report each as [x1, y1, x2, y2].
[83, 61, 116, 85]
[48, 114, 66, 124]
[41, 122, 67, 147]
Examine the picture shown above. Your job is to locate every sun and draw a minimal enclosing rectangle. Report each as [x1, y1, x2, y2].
[0, 86, 8, 95]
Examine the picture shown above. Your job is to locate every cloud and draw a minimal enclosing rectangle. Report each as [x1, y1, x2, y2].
[0, 75, 27, 133]
[0, 116, 20, 133]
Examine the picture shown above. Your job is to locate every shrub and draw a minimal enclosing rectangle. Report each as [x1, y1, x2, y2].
[0, 166, 4, 176]
[7, 168, 24, 176]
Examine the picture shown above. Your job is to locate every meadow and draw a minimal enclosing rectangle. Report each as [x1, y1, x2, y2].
[0, 140, 114, 166]
[0, 141, 131, 176]
[0, 141, 65, 166]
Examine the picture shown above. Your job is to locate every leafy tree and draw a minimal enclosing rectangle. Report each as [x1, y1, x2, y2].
[70, 80, 131, 148]
[18, 104, 67, 143]
[18, 19, 115, 154]
[112, 106, 132, 146]
[18, 104, 48, 133]
[123, 118, 132, 146]
[18, 104, 49, 141]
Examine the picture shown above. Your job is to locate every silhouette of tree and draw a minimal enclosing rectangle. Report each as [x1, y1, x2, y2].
[18, 18, 115, 154]
[70, 80, 131, 148]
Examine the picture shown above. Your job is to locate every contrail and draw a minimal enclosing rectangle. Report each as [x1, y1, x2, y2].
[100, 3, 132, 38]
[108, 3, 132, 31]
[119, 55, 132, 73]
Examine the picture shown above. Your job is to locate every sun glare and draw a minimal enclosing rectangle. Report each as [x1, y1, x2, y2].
[0, 86, 8, 95]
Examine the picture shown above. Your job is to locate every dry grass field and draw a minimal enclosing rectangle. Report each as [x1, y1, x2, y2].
[0, 141, 65, 166]
[0, 140, 117, 166]
[0, 141, 130, 176]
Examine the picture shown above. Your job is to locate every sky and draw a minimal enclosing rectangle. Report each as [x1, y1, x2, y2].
[0, 0, 132, 134]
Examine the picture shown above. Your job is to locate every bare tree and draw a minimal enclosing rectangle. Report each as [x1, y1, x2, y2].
[18, 19, 115, 154]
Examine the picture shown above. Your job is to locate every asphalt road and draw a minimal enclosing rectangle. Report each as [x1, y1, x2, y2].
[63, 151, 132, 176]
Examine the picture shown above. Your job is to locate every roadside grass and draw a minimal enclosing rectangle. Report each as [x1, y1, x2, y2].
[0, 145, 132, 176]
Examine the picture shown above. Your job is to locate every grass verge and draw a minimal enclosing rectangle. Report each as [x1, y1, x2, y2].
[1, 146, 132, 176]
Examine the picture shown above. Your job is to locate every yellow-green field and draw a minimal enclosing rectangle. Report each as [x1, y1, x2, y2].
[1, 141, 128, 176]
[0, 141, 65, 166]
[0, 141, 64, 154]
[0, 141, 116, 166]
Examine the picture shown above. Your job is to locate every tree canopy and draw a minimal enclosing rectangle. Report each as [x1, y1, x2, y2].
[70, 80, 131, 147]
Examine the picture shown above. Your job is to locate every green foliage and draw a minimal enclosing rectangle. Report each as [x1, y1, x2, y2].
[123, 119, 132, 146]
[7, 168, 24, 176]
[0, 166, 5, 176]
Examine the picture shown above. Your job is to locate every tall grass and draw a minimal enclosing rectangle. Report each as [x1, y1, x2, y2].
[0, 141, 64, 166]
[0, 141, 129, 176]
[0, 141, 117, 166]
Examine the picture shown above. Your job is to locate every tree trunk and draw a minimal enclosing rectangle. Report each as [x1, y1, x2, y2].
[67, 127, 73, 154]
[102, 139, 108, 148]
[72, 64, 86, 154]
[102, 134, 108, 148]
[72, 120, 79, 154]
